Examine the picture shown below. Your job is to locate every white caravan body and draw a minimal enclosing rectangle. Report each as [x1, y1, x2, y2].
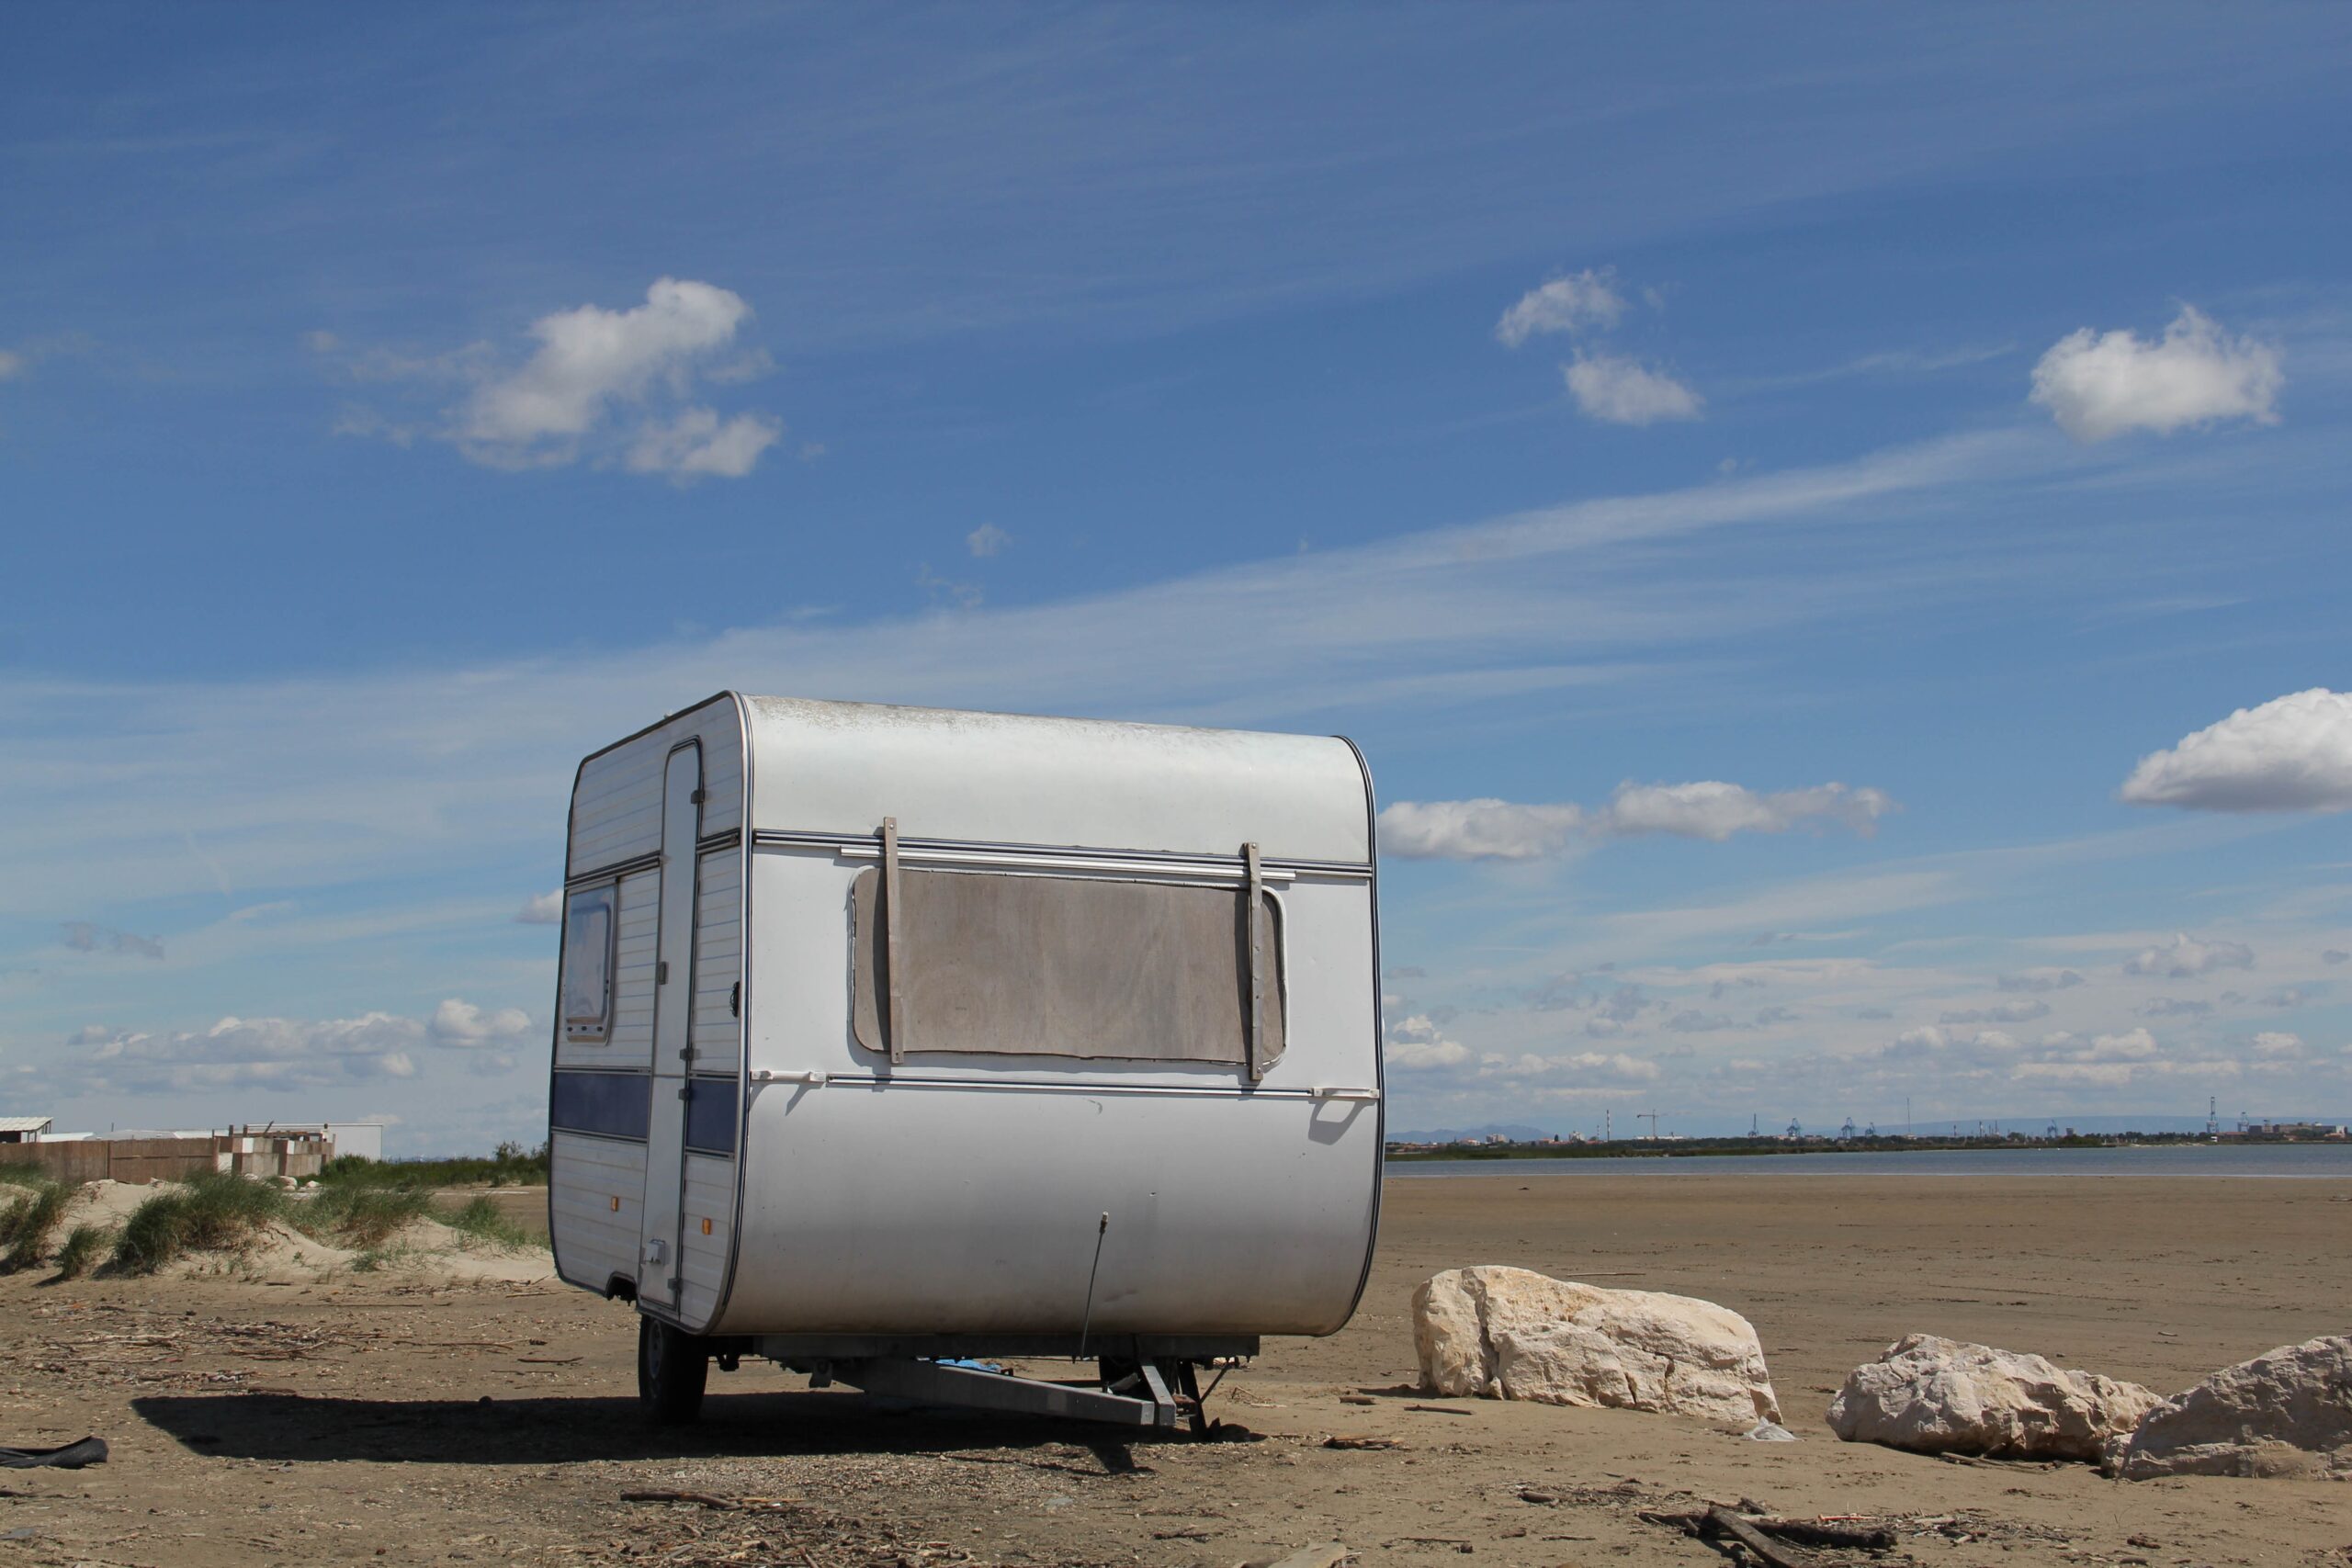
[547, 694, 1384, 1349]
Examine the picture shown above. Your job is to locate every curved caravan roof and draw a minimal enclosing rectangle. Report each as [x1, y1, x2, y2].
[741, 695, 1373, 865]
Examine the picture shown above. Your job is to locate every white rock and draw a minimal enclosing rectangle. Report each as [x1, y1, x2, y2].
[2107, 1335, 2352, 1481]
[1826, 1333, 2162, 1461]
[1412, 1265, 1781, 1426]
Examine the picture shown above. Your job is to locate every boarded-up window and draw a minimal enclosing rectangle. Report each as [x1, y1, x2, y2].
[850, 869, 1283, 1066]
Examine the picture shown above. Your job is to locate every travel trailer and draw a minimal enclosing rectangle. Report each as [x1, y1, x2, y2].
[547, 694, 1383, 1427]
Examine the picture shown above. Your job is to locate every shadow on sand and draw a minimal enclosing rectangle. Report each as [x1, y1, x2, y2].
[130, 1386, 1221, 1470]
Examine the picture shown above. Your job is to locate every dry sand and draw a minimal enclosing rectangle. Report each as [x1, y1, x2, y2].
[0, 1171, 2346, 1566]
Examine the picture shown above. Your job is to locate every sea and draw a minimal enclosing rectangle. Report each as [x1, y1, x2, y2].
[1385, 1144, 2352, 1179]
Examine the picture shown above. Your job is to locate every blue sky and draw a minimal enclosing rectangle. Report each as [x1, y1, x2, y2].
[5, 6, 2350, 1150]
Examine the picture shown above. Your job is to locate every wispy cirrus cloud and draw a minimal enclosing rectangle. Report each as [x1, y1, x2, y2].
[0, 430, 2040, 919]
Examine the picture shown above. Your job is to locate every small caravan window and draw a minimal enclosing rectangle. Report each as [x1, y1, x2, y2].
[849, 868, 1284, 1066]
[562, 886, 616, 1041]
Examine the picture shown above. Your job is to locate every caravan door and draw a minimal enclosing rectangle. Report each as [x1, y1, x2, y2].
[637, 741, 703, 1314]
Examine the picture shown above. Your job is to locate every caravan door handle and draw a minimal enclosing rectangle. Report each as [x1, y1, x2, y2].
[752, 1069, 829, 1087]
[1310, 1086, 1380, 1102]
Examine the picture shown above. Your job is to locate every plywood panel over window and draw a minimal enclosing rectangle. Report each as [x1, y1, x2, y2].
[850, 868, 1283, 1066]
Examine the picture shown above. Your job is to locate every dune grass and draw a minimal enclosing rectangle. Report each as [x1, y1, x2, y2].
[112, 1169, 288, 1273]
[445, 1194, 536, 1250]
[51, 1223, 110, 1280]
[299, 1183, 432, 1248]
[0, 1163, 56, 1188]
[0, 1178, 74, 1272]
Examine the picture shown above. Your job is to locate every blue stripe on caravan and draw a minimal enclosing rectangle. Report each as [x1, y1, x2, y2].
[550, 1071, 651, 1142]
[683, 1077, 738, 1155]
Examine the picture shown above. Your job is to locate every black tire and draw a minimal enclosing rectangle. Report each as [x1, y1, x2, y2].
[638, 1314, 709, 1426]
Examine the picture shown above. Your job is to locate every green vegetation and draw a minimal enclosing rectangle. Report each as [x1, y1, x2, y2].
[0, 1178, 73, 1272]
[298, 1183, 432, 1248]
[445, 1194, 533, 1250]
[112, 1168, 287, 1272]
[319, 1139, 548, 1188]
[51, 1224, 109, 1280]
[0, 1162, 56, 1188]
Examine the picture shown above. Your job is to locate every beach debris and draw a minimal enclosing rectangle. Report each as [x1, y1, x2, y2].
[1745, 1420, 1799, 1441]
[2105, 1334, 2352, 1481]
[1259, 1543, 1352, 1568]
[1639, 1505, 1895, 1565]
[1826, 1333, 2160, 1461]
[0, 1438, 107, 1470]
[1322, 1434, 1401, 1450]
[1412, 1265, 1781, 1425]
[620, 1489, 805, 1512]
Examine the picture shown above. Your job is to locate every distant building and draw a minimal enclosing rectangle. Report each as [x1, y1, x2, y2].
[2236, 1121, 2349, 1141]
[0, 1116, 52, 1144]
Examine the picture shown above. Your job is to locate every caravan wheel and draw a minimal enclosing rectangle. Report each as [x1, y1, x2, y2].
[637, 1315, 709, 1425]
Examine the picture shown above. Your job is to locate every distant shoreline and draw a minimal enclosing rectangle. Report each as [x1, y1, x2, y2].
[1383, 1142, 2342, 1166]
[1383, 1139, 2352, 1179]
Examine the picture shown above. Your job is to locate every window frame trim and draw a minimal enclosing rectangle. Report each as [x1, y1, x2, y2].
[560, 881, 621, 1043]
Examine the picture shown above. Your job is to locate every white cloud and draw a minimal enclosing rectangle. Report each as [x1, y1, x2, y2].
[324, 278, 782, 479]
[515, 890, 563, 925]
[1496, 270, 1625, 346]
[2120, 689, 2352, 813]
[1379, 798, 1588, 859]
[2124, 931, 2255, 978]
[1940, 998, 2051, 1025]
[967, 524, 1012, 558]
[2085, 1026, 2159, 1061]
[2029, 305, 2282, 442]
[71, 1014, 424, 1094]
[0, 349, 25, 381]
[1380, 780, 1892, 859]
[1385, 1014, 1472, 1071]
[1997, 967, 2086, 993]
[1606, 781, 1892, 840]
[429, 998, 532, 1045]
[1485, 1050, 1660, 1086]
[60, 998, 531, 1096]
[1565, 353, 1703, 424]
[624, 406, 782, 482]
[2249, 1031, 2304, 1059]
[464, 278, 748, 447]
[1665, 1010, 1743, 1033]
[61, 920, 164, 960]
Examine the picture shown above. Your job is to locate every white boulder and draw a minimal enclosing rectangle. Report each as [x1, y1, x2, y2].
[1826, 1333, 2162, 1461]
[2107, 1335, 2352, 1481]
[1412, 1265, 1781, 1426]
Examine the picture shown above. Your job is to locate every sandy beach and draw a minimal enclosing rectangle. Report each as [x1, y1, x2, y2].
[1, 1170, 2346, 1566]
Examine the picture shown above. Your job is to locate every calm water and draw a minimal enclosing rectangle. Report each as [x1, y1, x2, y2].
[1386, 1144, 2352, 1179]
